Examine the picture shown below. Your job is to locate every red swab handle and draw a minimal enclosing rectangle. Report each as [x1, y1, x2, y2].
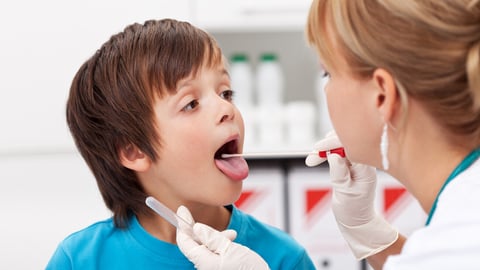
[318, 147, 345, 158]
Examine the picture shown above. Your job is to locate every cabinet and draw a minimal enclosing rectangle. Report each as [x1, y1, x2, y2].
[211, 30, 322, 152]
[238, 157, 427, 270]
[194, 0, 312, 32]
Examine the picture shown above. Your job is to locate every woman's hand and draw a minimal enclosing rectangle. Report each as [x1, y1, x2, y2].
[175, 206, 270, 270]
[306, 132, 398, 260]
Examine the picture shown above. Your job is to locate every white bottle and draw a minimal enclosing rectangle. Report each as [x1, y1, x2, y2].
[229, 53, 256, 150]
[229, 53, 254, 108]
[315, 70, 333, 137]
[285, 101, 316, 147]
[255, 53, 284, 107]
[255, 53, 285, 149]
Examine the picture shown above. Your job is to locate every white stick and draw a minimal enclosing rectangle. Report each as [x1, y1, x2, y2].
[221, 151, 316, 159]
[145, 196, 201, 242]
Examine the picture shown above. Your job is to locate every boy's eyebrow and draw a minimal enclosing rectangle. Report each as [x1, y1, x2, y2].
[176, 76, 194, 90]
[220, 68, 230, 78]
[176, 67, 230, 91]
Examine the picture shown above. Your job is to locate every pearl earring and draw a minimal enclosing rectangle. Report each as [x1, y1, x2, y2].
[380, 123, 389, 170]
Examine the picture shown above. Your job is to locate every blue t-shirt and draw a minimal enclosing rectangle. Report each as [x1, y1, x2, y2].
[46, 205, 315, 269]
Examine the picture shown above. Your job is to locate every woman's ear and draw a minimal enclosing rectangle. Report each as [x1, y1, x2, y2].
[372, 68, 398, 122]
[119, 144, 150, 172]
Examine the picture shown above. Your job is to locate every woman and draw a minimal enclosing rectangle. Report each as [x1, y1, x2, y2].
[175, 0, 480, 269]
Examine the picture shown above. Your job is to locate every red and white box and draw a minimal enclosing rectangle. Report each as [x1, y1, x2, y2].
[235, 166, 286, 230]
[376, 171, 427, 236]
[288, 166, 359, 270]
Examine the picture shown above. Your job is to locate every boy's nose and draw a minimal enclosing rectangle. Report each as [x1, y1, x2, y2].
[218, 99, 235, 124]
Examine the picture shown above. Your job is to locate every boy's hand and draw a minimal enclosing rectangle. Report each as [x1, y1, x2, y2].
[176, 206, 270, 270]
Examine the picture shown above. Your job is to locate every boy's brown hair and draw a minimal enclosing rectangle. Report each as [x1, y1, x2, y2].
[66, 19, 223, 228]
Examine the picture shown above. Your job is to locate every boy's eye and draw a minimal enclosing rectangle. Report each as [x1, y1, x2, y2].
[220, 90, 234, 102]
[182, 100, 199, 112]
[322, 70, 330, 78]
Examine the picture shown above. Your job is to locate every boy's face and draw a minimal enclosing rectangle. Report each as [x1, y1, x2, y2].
[148, 61, 247, 208]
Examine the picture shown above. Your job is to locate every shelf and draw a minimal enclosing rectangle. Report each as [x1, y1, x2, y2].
[195, 0, 311, 33]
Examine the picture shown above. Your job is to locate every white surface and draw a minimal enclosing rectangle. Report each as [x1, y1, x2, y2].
[285, 101, 316, 146]
[0, 0, 191, 153]
[195, 0, 312, 32]
[0, 153, 109, 269]
[256, 105, 285, 148]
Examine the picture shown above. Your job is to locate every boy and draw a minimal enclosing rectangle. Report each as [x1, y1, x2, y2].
[46, 19, 315, 269]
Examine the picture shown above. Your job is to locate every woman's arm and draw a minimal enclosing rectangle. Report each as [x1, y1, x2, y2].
[367, 234, 406, 270]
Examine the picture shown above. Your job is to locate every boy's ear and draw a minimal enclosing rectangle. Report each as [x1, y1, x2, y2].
[119, 144, 150, 172]
[372, 68, 398, 122]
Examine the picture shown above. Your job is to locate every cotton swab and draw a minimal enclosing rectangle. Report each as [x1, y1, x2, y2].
[221, 147, 345, 159]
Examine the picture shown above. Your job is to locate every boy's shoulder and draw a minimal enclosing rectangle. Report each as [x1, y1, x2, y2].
[59, 217, 117, 249]
[229, 205, 295, 244]
[229, 205, 315, 269]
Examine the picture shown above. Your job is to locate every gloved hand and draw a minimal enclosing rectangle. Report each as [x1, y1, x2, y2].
[305, 131, 342, 167]
[175, 206, 270, 270]
[305, 132, 399, 260]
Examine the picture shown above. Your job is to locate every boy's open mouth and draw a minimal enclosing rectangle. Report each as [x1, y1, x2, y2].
[214, 139, 249, 181]
[214, 139, 238, 159]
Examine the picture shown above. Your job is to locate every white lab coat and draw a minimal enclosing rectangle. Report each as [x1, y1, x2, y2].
[384, 159, 480, 269]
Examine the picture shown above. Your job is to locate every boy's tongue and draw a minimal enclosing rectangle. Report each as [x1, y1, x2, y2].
[215, 157, 249, 181]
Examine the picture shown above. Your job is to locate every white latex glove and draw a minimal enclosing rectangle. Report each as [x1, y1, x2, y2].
[176, 206, 270, 270]
[305, 132, 399, 260]
[305, 131, 342, 167]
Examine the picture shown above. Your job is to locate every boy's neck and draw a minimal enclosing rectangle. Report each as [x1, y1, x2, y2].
[193, 205, 232, 231]
[137, 205, 232, 244]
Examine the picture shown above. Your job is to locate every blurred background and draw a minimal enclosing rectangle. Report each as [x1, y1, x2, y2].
[0, 1, 425, 269]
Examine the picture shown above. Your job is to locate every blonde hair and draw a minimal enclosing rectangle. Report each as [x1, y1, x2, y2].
[306, 0, 480, 148]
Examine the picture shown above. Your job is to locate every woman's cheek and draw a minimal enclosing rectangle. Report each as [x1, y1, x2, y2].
[325, 86, 340, 126]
